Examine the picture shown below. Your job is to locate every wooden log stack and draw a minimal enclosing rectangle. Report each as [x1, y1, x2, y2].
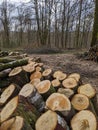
[0, 52, 98, 130]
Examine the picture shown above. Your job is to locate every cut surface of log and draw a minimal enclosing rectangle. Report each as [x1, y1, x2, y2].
[71, 110, 97, 130]
[22, 64, 35, 73]
[51, 79, 61, 88]
[19, 83, 34, 97]
[71, 94, 89, 111]
[46, 93, 71, 111]
[30, 78, 41, 87]
[78, 84, 96, 98]
[36, 110, 58, 130]
[0, 84, 16, 105]
[35, 80, 51, 94]
[53, 71, 67, 81]
[0, 96, 18, 123]
[68, 73, 80, 82]
[9, 67, 22, 77]
[30, 71, 42, 81]
[36, 66, 43, 72]
[42, 68, 52, 77]
[0, 116, 33, 130]
[58, 88, 74, 98]
[62, 77, 78, 89]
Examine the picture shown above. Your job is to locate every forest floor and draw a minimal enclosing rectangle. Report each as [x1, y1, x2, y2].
[30, 53, 98, 90]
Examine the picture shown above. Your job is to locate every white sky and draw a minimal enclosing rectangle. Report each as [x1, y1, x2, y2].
[0, 0, 30, 3]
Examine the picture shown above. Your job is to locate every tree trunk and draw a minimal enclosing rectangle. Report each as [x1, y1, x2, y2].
[91, 0, 98, 47]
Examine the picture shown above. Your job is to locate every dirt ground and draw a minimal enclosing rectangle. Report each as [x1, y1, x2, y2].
[30, 53, 98, 90]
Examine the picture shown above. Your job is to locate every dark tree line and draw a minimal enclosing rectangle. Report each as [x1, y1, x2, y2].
[0, 0, 97, 49]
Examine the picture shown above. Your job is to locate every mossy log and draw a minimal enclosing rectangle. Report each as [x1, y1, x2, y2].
[19, 83, 45, 112]
[0, 68, 11, 78]
[9, 67, 29, 87]
[0, 116, 33, 130]
[36, 110, 69, 130]
[0, 57, 15, 63]
[0, 96, 40, 129]
[0, 78, 11, 89]
[0, 59, 28, 71]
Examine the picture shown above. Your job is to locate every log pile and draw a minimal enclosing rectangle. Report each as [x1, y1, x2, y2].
[77, 44, 98, 62]
[0, 53, 98, 130]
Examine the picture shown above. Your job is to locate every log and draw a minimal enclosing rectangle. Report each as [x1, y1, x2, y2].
[71, 110, 97, 130]
[30, 71, 42, 81]
[19, 83, 45, 112]
[51, 79, 61, 91]
[35, 66, 44, 72]
[53, 71, 67, 81]
[9, 67, 29, 87]
[30, 78, 41, 87]
[0, 96, 19, 123]
[35, 80, 55, 100]
[0, 68, 11, 78]
[0, 78, 11, 88]
[0, 96, 40, 129]
[78, 84, 96, 98]
[0, 116, 33, 130]
[22, 63, 35, 74]
[42, 68, 53, 80]
[0, 58, 28, 71]
[62, 77, 78, 89]
[46, 93, 71, 119]
[58, 88, 74, 99]
[35, 110, 69, 130]
[71, 94, 89, 111]
[68, 73, 80, 82]
[0, 57, 15, 63]
[0, 84, 20, 106]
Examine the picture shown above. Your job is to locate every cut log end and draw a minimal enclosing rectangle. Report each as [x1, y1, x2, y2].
[42, 69, 52, 77]
[46, 93, 71, 111]
[0, 84, 16, 105]
[1, 96, 19, 123]
[53, 71, 67, 81]
[35, 80, 51, 94]
[35, 110, 58, 130]
[62, 77, 78, 89]
[30, 71, 42, 81]
[30, 78, 40, 87]
[51, 79, 61, 88]
[58, 88, 74, 98]
[19, 83, 34, 97]
[23, 64, 35, 73]
[71, 110, 97, 130]
[9, 67, 22, 77]
[68, 73, 80, 82]
[78, 84, 96, 98]
[71, 94, 89, 111]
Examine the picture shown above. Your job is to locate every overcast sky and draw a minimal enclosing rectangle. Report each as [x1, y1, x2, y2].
[0, 0, 30, 3]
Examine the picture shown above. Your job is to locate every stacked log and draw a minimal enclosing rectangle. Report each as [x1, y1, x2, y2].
[0, 53, 98, 130]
